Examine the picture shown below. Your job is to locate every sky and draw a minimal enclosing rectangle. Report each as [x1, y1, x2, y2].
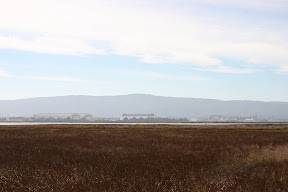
[0, 0, 288, 101]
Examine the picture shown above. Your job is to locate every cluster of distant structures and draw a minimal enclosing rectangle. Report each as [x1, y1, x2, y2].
[0, 113, 187, 122]
[120, 114, 188, 122]
[0, 113, 93, 122]
[207, 115, 257, 122]
[33, 113, 93, 121]
[0, 113, 285, 122]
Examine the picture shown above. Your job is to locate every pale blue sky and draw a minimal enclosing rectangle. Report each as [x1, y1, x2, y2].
[0, 0, 288, 101]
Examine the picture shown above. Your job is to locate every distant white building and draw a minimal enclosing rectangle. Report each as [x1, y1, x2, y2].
[209, 115, 257, 122]
[209, 115, 225, 121]
[243, 116, 257, 122]
[120, 114, 156, 121]
[189, 118, 199, 122]
[34, 113, 92, 121]
[6, 117, 26, 122]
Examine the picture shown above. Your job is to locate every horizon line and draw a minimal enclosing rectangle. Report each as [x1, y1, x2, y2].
[0, 94, 287, 103]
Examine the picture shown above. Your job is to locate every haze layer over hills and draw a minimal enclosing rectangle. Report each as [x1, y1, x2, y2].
[0, 94, 287, 119]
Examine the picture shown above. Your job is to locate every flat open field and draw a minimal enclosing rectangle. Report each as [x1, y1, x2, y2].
[1, 124, 288, 191]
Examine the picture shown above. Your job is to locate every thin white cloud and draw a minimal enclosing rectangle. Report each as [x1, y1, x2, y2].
[0, 70, 86, 82]
[125, 71, 211, 81]
[187, 0, 288, 9]
[0, 0, 288, 73]
[277, 65, 288, 73]
[0, 36, 105, 56]
[193, 66, 256, 74]
[0, 70, 9, 77]
[19, 76, 87, 82]
[139, 53, 221, 66]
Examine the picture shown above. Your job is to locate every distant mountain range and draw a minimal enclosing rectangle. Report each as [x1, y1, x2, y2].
[0, 94, 287, 119]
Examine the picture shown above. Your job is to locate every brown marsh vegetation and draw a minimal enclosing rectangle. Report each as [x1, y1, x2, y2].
[0, 124, 288, 191]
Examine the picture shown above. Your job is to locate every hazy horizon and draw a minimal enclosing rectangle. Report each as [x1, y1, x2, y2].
[1, 94, 288, 119]
[1, 93, 288, 103]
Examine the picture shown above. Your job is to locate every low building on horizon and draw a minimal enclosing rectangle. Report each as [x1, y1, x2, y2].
[209, 115, 257, 122]
[120, 114, 156, 121]
[5, 117, 26, 122]
[33, 113, 93, 121]
[189, 118, 199, 122]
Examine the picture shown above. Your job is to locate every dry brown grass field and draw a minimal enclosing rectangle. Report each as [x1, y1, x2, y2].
[0, 124, 288, 191]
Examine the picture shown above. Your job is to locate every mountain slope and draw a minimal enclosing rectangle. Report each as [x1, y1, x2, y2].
[0, 94, 287, 119]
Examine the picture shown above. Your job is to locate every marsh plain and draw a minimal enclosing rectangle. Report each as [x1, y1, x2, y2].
[0, 124, 288, 191]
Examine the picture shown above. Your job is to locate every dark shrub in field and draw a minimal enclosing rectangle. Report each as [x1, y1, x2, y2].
[0, 124, 288, 191]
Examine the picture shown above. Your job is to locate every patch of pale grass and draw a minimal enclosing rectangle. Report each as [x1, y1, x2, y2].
[246, 145, 288, 163]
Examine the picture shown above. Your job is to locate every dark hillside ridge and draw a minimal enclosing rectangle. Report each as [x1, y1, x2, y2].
[0, 94, 287, 119]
